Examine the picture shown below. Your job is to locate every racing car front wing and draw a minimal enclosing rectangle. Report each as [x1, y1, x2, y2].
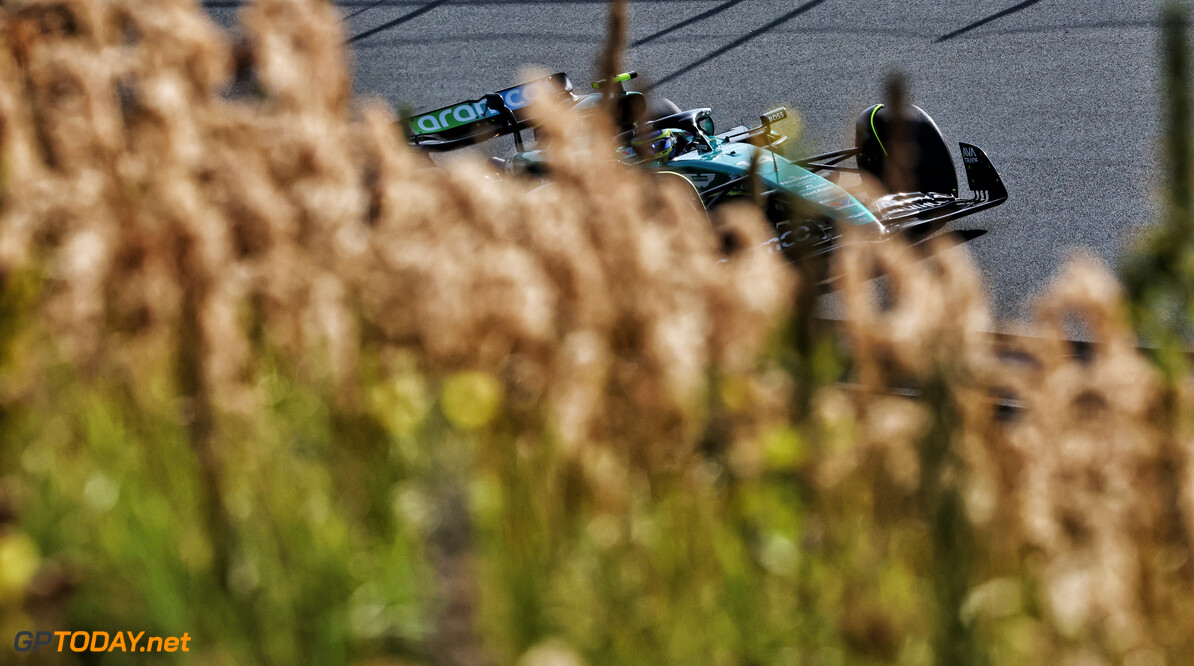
[762, 142, 1007, 273]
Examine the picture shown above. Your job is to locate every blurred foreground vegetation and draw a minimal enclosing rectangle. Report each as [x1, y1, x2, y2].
[4, 1, 1194, 665]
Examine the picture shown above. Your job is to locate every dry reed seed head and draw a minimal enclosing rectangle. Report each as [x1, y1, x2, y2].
[44, 222, 112, 364]
[0, 39, 43, 174]
[239, 0, 348, 115]
[859, 396, 928, 490]
[1025, 257, 1160, 428]
[118, 0, 232, 101]
[925, 234, 991, 338]
[956, 426, 1004, 525]
[705, 206, 794, 372]
[301, 270, 358, 390]
[404, 87, 790, 450]
[595, 0, 627, 118]
[829, 236, 1010, 524]
[1013, 447, 1161, 642]
[999, 257, 1176, 656]
[521, 186, 618, 333]
[25, 46, 125, 174]
[7, 1, 106, 50]
[1035, 256, 1137, 353]
[0, 3, 261, 388]
[0, 0, 791, 461]
[837, 232, 991, 387]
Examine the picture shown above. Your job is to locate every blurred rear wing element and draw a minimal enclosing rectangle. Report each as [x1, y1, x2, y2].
[406, 73, 574, 152]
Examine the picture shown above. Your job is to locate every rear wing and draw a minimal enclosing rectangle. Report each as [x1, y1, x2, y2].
[406, 73, 574, 152]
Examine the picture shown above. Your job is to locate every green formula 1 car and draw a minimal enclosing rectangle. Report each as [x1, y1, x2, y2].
[405, 71, 1007, 263]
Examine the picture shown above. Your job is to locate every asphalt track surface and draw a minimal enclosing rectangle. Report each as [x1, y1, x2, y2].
[205, 0, 1170, 323]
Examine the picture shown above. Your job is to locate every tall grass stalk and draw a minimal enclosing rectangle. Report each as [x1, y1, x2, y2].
[2, 1, 1194, 665]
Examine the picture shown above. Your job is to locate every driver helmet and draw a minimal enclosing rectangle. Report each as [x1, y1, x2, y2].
[628, 128, 690, 163]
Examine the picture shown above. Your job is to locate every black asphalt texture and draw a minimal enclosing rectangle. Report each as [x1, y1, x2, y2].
[205, 0, 1170, 323]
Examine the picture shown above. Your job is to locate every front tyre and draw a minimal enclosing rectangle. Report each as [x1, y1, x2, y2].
[855, 104, 959, 197]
